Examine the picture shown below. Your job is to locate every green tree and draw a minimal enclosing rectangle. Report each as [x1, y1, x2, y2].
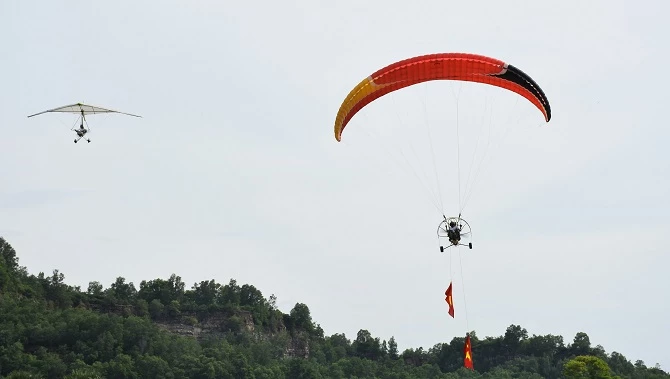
[352, 329, 382, 360]
[135, 355, 173, 379]
[219, 279, 241, 306]
[0, 237, 19, 272]
[286, 358, 323, 379]
[502, 324, 528, 358]
[191, 279, 221, 306]
[66, 367, 103, 379]
[109, 277, 137, 301]
[564, 355, 619, 379]
[0, 237, 21, 292]
[570, 332, 591, 356]
[288, 303, 314, 333]
[148, 299, 164, 319]
[87, 281, 104, 296]
[104, 353, 138, 378]
[389, 336, 399, 360]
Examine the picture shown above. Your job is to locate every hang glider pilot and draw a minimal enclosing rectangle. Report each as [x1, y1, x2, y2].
[76, 124, 87, 137]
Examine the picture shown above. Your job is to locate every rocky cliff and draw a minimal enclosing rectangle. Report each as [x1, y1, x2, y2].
[154, 310, 310, 359]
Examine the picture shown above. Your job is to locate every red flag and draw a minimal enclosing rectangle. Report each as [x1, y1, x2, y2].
[463, 334, 474, 370]
[445, 282, 454, 318]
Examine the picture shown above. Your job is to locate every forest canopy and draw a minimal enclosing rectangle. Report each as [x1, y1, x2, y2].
[0, 236, 667, 379]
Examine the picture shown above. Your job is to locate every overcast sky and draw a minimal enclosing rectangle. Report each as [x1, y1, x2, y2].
[2, 0, 669, 371]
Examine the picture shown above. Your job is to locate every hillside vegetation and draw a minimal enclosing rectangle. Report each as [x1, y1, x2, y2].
[0, 237, 667, 379]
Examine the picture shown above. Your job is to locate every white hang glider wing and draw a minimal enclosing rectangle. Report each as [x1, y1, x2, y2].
[27, 103, 142, 118]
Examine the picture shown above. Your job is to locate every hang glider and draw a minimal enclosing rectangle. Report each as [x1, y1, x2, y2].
[27, 103, 142, 118]
[27, 102, 142, 144]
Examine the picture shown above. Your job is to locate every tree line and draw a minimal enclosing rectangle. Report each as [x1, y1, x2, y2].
[0, 236, 667, 378]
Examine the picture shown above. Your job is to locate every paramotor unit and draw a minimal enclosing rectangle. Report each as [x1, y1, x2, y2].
[27, 102, 141, 143]
[437, 216, 472, 252]
[333, 52, 552, 251]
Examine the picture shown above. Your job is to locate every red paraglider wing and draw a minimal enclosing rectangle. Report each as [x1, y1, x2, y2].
[334, 53, 551, 141]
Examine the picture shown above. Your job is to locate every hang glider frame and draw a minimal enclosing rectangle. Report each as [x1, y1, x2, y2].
[27, 102, 142, 119]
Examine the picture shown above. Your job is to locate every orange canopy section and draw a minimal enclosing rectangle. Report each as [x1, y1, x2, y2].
[334, 53, 551, 141]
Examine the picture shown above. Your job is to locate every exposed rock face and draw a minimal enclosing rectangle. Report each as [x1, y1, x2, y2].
[284, 333, 310, 359]
[153, 310, 310, 359]
[242, 312, 255, 332]
[156, 322, 204, 339]
[155, 310, 255, 340]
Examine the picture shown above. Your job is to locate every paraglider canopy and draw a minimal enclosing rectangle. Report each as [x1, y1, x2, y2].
[334, 52, 551, 142]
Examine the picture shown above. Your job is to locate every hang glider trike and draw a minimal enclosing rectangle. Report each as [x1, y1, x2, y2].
[437, 216, 473, 252]
[27, 103, 141, 143]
